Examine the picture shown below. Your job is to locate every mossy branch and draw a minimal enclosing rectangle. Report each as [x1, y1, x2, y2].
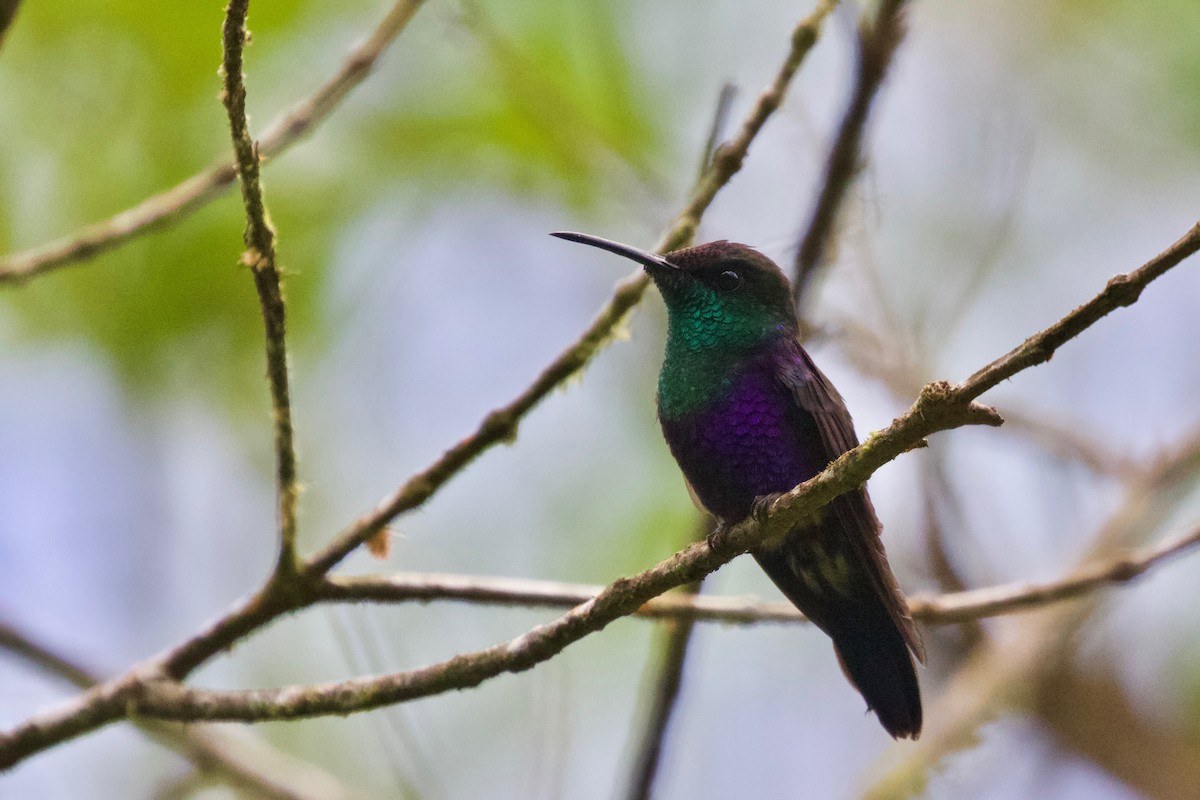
[220, 0, 300, 575]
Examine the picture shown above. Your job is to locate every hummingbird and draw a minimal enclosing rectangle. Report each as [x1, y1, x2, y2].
[552, 231, 924, 738]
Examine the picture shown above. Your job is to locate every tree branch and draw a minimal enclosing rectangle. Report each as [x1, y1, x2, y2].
[907, 520, 1200, 622]
[836, 317, 1140, 476]
[0, 622, 365, 800]
[960, 219, 1200, 394]
[621, 515, 711, 800]
[318, 571, 799, 623]
[221, 0, 300, 574]
[0, 622, 94, 689]
[792, 0, 908, 306]
[621, 611, 701, 800]
[314, 516, 1200, 626]
[0, 0, 425, 286]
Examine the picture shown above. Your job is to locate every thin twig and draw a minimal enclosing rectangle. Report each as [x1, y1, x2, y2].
[221, 0, 300, 574]
[0, 0, 426, 286]
[837, 317, 1140, 476]
[306, 0, 843, 574]
[667, 0, 842, 250]
[697, 83, 738, 179]
[0, 622, 94, 689]
[0, 372, 997, 735]
[321, 571, 802, 622]
[622, 609, 700, 800]
[917, 454, 987, 658]
[0, 622, 364, 800]
[315, 517, 1200, 626]
[960, 221, 1200, 394]
[622, 515, 710, 800]
[907, 521, 1200, 623]
[792, 0, 908, 306]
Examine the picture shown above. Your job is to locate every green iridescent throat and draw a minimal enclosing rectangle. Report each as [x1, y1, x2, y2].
[656, 288, 783, 419]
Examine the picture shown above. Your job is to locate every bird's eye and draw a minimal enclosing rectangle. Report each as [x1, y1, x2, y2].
[714, 269, 743, 292]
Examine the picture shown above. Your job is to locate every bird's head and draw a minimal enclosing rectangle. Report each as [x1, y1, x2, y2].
[552, 232, 798, 353]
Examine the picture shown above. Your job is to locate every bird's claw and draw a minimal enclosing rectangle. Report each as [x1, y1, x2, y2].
[751, 492, 784, 526]
[705, 521, 728, 551]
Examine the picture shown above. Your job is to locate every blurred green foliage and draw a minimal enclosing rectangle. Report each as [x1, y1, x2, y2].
[1048, 0, 1200, 152]
[0, 0, 662, 395]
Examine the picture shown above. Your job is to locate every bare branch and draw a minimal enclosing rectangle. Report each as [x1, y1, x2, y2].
[960, 220, 1200, 395]
[697, 83, 738, 180]
[9, 391, 1007, 729]
[221, 0, 300, 574]
[793, 0, 908, 306]
[837, 317, 1139, 476]
[318, 571, 803, 623]
[668, 0, 841, 249]
[621, 612, 701, 800]
[0, 0, 425, 286]
[908, 520, 1200, 623]
[0, 622, 94, 690]
[317, 513, 1200, 626]
[0, 622, 365, 800]
[117, 541, 748, 724]
[621, 515, 711, 800]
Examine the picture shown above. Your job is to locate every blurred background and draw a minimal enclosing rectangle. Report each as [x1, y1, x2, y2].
[2, 0, 1200, 798]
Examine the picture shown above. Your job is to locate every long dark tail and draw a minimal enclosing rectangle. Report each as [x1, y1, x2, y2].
[753, 519, 923, 739]
[824, 590, 922, 738]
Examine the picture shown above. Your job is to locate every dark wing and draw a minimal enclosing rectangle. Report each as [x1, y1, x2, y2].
[776, 340, 925, 662]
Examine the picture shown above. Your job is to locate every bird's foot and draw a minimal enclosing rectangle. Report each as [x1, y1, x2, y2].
[751, 492, 784, 526]
[749, 492, 788, 548]
[705, 521, 728, 552]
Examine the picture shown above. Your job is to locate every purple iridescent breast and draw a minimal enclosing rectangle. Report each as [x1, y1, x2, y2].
[658, 354, 826, 522]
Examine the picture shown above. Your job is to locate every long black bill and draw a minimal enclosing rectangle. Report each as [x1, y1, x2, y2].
[550, 231, 677, 271]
